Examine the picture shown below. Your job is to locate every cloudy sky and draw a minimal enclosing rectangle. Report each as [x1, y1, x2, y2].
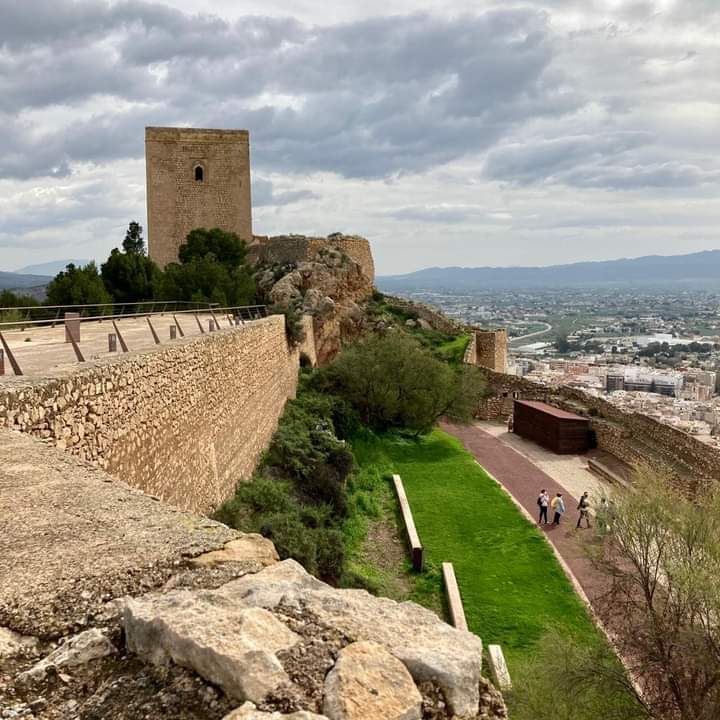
[1, 0, 719, 274]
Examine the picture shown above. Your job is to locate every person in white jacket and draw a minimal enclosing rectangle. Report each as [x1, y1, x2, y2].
[551, 493, 565, 526]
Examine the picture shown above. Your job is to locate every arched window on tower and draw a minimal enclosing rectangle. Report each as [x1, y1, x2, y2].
[194, 165, 204, 182]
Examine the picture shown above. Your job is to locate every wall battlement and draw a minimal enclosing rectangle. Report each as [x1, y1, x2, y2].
[250, 233, 375, 285]
[0, 315, 315, 513]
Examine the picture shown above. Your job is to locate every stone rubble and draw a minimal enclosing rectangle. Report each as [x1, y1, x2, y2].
[17, 628, 115, 684]
[224, 702, 328, 719]
[121, 559, 491, 718]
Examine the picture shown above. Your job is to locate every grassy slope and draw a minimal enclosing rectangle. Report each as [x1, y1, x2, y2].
[352, 429, 600, 672]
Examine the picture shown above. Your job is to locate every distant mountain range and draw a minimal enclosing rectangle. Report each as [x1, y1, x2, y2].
[378, 250, 720, 291]
[0, 271, 53, 291]
[0, 259, 91, 294]
[15, 259, 90, 276]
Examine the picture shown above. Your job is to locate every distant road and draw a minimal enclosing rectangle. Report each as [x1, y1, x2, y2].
[509, 322, 552, 345]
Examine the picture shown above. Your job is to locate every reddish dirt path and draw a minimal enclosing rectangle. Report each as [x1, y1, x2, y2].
[441, 421, 607, 605]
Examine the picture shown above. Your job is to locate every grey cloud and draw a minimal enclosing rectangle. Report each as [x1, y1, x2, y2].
[252, 177, 319, 206]
[0, 4, 576, 180]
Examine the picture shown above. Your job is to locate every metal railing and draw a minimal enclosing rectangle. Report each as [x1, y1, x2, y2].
[0, 303, 268, 377]
[0, 300, 219, 330]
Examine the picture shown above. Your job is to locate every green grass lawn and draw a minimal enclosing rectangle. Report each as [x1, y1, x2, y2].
[351, 429, 600, 672]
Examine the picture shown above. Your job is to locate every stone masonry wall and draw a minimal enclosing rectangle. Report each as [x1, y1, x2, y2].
[145, 127, 252, 268]
[250, 234, 375, 285]
[0, 315, 315, 513]
[473, 366, 720, 492]
[474, 330, 508, 373]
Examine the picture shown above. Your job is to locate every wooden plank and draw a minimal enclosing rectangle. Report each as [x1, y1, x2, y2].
[442, 562, 468, 631]
[487, 644, 512, 690]
[392, 473, 423, 571]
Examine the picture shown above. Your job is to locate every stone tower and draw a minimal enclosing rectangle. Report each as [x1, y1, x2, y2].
[145, 127, 252, 268]
[474, 329, 508, 373]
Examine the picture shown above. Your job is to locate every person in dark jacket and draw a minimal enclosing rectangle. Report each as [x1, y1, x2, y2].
[537, 489, 550, 525]
[576, 491, 591, 529]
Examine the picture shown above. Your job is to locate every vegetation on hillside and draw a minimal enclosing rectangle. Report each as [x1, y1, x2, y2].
[2, 222, 257, 310]
[215, 332, 486, 583]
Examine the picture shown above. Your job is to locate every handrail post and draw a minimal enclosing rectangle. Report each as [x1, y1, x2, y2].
[146, 316, 161, 345]
[112, 320, 129, 352]
[0, 331, 22, 375]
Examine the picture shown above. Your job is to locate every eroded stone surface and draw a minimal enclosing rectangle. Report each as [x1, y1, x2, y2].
[224, 701, 328, 719]
[0, 627, 37, 659]
[191, 535, 280, 568]
[217, 560, 483, 718]
[17, 629, 115, 683]
[323, 641, 422, 720]
[124, 596, 299, 703]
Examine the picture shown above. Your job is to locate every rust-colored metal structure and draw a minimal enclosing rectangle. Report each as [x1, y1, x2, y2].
[513, 399, 590, 454]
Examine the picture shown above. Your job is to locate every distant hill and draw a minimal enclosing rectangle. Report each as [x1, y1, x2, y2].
[15, 259, 90, 276]
[378, 250, 720, 291]
[0, 271, 53, 291]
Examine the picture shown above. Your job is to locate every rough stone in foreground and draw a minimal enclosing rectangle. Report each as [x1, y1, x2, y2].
[17, 629, 115, 683]
[224, 702, 328, 719]
[0, 627, 37, 659]
[191, 534, 280, 568]
[219, 560, 483, 718]
[124, 598, 299, 703]
[323, 641, 422, 720]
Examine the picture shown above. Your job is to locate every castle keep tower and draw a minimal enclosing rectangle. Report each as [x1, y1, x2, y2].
[145, 127, 252, 267]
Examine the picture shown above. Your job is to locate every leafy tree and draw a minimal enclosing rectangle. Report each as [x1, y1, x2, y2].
[157, 227, 255, 306]
[122, 220, 145, 255]
[45, 262, 112, 309]
[0, 290, 39, 308]
[312, 334, 485, 434]
[101, 221, 160, 303]
[510, 631, 647, 720]
[591, 473, 720, 720]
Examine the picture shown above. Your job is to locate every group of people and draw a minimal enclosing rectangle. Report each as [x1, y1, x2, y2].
[537, 489, 592, 529]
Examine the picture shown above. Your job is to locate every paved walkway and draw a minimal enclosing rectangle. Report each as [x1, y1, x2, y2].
[0, 310, 241, 378]
[441, 421, 607, 605]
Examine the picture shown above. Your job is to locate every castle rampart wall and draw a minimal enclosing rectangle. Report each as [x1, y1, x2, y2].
[0, 315, 315, 513]
[474, 367, 720, 491]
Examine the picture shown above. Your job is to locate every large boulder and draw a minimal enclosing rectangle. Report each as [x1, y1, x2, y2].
[124, 598, 299, 703]
[218, 561, 483, 718]
[322, 641, 422, 720]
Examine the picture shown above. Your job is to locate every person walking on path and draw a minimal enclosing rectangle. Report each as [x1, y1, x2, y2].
[551, 493, 565, 526]
[576, 491, 591, 529]
[537, 489, 550, 525]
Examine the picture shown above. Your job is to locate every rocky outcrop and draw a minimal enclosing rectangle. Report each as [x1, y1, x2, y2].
[254, 235, 374, 365]
[121, 559, 498, 719]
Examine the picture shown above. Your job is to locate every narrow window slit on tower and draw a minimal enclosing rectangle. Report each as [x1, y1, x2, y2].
[194, 165, 204, 181]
